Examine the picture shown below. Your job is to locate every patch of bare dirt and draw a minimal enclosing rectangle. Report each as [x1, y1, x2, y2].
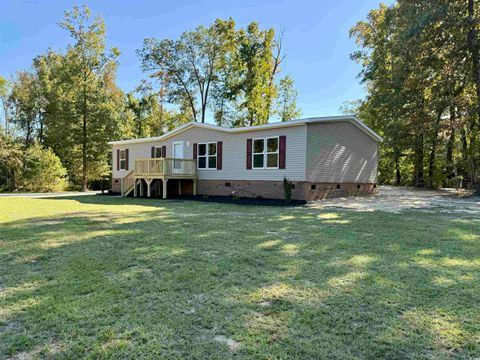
[309, 186, 479, 215]
[214, 335, 241, 352]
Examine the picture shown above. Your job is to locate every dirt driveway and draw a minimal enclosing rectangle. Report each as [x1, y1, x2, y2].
[309, 186, 479, 215]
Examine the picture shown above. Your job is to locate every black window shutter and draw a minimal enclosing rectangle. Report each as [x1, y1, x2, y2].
[217, 141, 223, 170]
[116, 149, 120, 170]
[279, 136, 286, 169]
[246, 139, 252, 170]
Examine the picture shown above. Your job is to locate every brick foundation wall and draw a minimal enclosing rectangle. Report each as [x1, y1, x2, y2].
[197, 180, 377, 201]
[112, 178, 121, 193]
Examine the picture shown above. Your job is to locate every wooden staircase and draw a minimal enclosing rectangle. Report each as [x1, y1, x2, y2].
[121, 169, 135, 196]
[120, 158, 198, 198]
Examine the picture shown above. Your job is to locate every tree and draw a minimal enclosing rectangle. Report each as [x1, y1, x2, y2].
[139, 19, 294, 127]
[124, 79, 189, 138]
[50, 5, 123, 190]
[0, 130, 23, 191]
[125, 91, 154, 138]
[276, 75, 301, 121]
[21, 142, 67, 192]
[139, 19, 236, 123]
[9, 70, 46, 145]
[235, 22, 277, 126]
[0, 76, 11, 134]
[350, 0, 480, 190]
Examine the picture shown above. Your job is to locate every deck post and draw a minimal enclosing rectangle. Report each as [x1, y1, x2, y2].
[162, 159, 167, 175]
[146, 178, 152, 197]
[133, 179, 138, 198]
[139, 180, 144, 197]
[162, 179, 168, 199]
[178, 181, 182, 195]
[193, 179, 197, 196]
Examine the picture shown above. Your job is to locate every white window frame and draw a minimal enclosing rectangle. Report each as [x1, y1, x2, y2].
[154, 146, 163, 158]
[197, 142, 217, 170]
[119, 149, 127, 170]
[252, 137, 279, 169]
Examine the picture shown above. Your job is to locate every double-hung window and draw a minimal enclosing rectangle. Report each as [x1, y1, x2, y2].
[253, 137, 279, 169]
[119, 149, 127, 170]
[198, 142, 217, 169]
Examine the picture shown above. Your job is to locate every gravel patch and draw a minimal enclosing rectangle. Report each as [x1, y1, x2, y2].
[309, 186, 479, 215]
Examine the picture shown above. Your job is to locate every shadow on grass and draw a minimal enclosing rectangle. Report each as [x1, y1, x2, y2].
[0, 196, 479, 359]
[41, 193, 307, 207]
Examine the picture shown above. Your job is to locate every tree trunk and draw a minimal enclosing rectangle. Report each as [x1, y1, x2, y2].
[25, 126, 31, 146]
[81, 79, 88, 192]
[427, 111, 443, 188]
[201, 102, 206, 123]
[394, 152, 402, 185]
[414, 131, 425, 187]
[39, 118, 44, 144]
[446, 108, 456, 179]
[467, 0, 480, 190]
[468, 0, 480, 126]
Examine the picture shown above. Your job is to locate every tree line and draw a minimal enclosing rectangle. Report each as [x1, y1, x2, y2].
[348, 0, 480, 193]
[0, 6, 300, 191]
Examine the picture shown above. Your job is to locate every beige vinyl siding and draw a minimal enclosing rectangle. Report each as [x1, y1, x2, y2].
[112, 125, 307, 181]
[306, 122, 378, 183]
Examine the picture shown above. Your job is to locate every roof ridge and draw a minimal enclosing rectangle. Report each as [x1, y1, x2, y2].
[108, 115, 383, 145]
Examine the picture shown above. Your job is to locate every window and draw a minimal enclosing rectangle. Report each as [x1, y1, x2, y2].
[119, 149, 127, 170]
[154, 146, 163, 158]
[198, 142, 217, 169]
[252, 137, 278, 169]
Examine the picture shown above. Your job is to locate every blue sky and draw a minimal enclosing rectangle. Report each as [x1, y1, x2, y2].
[0, 0, 391, 121]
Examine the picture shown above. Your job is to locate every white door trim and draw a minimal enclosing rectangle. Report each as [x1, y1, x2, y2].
[172, 141, 184, 172]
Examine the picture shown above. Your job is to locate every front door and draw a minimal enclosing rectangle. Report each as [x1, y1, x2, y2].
[172, 142, 183, 173]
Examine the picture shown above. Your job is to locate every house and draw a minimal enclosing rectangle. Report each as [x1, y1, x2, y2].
[108, 115, 383, 201]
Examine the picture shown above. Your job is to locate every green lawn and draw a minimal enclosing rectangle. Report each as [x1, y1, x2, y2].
[0, 195, 479, 359]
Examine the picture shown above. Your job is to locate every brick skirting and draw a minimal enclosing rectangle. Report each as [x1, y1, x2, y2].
[197, 180, 377, 201]
[112, 178, 377, 200]
[112, 178, 121, 193]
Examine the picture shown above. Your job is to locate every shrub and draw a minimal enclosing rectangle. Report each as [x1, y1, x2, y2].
[444, 175, 463, 189]
[0, 132, 24, 191]
[283, 177, 293, 204]
[21, 143, 67, 192]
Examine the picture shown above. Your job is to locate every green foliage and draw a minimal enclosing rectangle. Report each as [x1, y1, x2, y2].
[20, 143, 67, 192]
[139, 18, 237, 123]
[124, 80, 185, 138]
[349, 1, 480, 189]
[39, 6, 124, 190]
[139, 19, 296, 127]
[9, 70, 46, 144]
[276, 75, 301, 121]
[0, 75, 12, 134]
[2, 10, 301, 193]
[0, 131, 23, 191]
[235, 22, 277, 126]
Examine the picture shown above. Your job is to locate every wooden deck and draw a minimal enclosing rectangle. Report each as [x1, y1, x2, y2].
[121, 158, 197, 198]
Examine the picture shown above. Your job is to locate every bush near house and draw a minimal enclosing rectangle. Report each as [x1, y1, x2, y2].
[283, 177, 293, 204]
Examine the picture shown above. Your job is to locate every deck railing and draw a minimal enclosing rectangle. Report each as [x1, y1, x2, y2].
[121, 169, 135, 196]
[134, 158, 197, 177]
